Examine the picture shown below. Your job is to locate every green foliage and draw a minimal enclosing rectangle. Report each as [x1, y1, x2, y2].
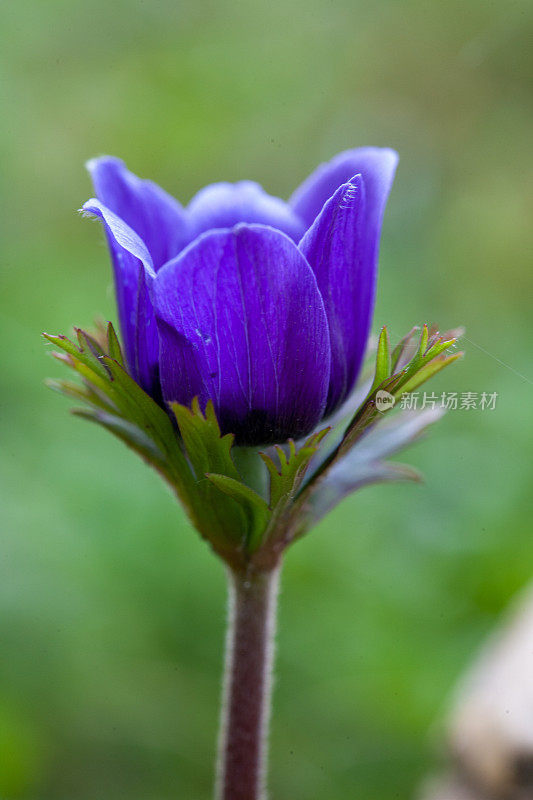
[106, 321, 125, 366]
[46, 325, 329, 562]
[307, 408, 446, 524]
[205, 474, 271, 551]
[289, 326, 462, 529]
[259, 430, 330, 548]
[338, 325, 462, 456]
[172, 399, 240, 484]
[172, 399, 270, 555]
[44, 327, 197, 513]
[45, 327, 257, 563]
[44, 321, 461, 563]
[369, 326, 391, 394]
[261, 433, 329, 509]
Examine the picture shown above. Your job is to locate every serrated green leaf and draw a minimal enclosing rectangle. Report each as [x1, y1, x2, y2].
[45, 329, 195, 507]
[333, 329, 459, 459]
[172, 399, 240, 482]
[45, 377, 115, 412]
[422, 337, 456, 364]
[44, 332, 121, 412]
[74, 327, 110, 378]
[106, 322, 124, 366]
[205, 473, 271, 551]
[396, 352, 463, 395]
[50, 349, 118, 402]
[261, 429, 329, 511]
[253, 428, 330, 550]
[73, 408, 166, 463]
[301, 407, 447, 527]
[389, 332, 459, 396]
[417, 323, 429, 357]
[369, 326, 391, 394]
[99, 356, 188, 467]
[297, 323, 463, 525]
[43, 327, 271, 563]
[390, 326, 420, 371]
[394, 324, 431, 383]
[45, 319, 463, 567]
[171, 398, 259, 550]
[44, 332, 103, 376]
[336, 399, 379, 456]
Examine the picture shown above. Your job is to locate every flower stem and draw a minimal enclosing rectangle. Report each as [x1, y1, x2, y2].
[216, 564, 281, 800]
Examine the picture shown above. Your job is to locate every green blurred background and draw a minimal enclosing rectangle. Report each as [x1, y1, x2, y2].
[1, 1, 532, 798]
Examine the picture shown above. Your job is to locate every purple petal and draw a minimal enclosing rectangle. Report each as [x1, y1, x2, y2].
[87, 156, 189, 269]
[187, 181, 305, 243]
[298, 149, 398, 413]
[299, 177, 369, 414]
[290, 147, 398, 231]
[82, 199, 160, 397]
[153, 224, 331, 445]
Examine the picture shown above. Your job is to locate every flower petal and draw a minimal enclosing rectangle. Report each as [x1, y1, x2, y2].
[153, 224, 331, 445]
[298, 150, 398, 414]
[82, 199, 160, 397]
[87, 156, 189, 269]
[299, 176, 369, 414]
[187, 181, 305, 243]
[290, 147, 398, 231]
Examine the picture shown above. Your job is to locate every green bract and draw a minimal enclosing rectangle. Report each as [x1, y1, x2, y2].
[44, 322, 462, 571]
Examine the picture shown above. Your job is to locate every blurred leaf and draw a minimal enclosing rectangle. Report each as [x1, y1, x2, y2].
[73, 407, 167, 464]
[44, 327, 201, 527]
[308, 408, 443, 523]
[293, 324, 462, 532]
[45, 377, 115, 412]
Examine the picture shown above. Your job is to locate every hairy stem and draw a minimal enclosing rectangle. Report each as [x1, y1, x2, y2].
[216, 565, 281, 800]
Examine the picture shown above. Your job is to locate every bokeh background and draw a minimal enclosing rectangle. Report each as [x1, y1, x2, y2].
[1, 1, 532, 798]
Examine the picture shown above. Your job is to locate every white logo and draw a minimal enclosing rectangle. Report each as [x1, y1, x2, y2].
[375, 389, 396, 413]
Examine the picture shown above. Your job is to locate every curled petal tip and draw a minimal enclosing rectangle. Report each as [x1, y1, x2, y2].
[80, 198, 101, 218]
[85, 154, 124, 174]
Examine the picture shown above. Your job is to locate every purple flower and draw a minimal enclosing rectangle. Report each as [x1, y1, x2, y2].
[83, 148, 398, 445]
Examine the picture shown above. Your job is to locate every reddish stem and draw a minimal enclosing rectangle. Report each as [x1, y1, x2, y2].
[216, 565, 281, 800]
